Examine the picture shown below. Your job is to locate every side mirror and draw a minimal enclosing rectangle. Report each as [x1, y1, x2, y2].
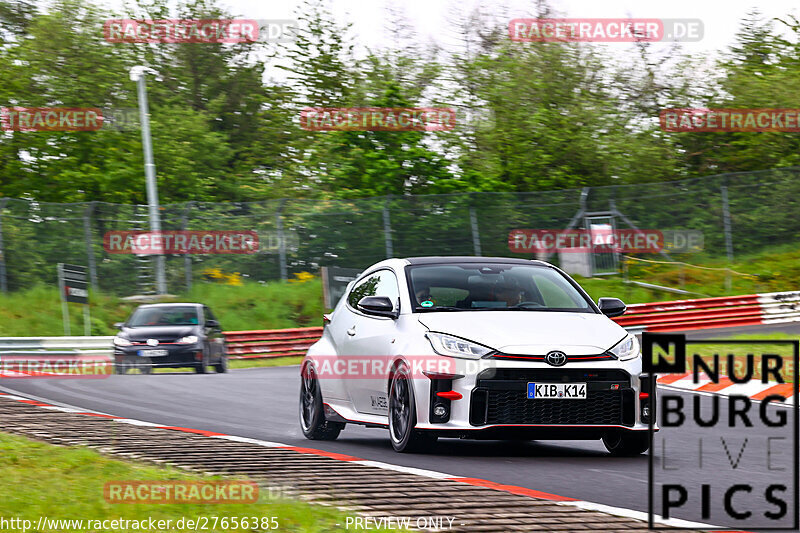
[357, 296, 398, 319]
[113, 322, 125, 329]
[205, 319, 220, 328]
[598, 297, 626, 318]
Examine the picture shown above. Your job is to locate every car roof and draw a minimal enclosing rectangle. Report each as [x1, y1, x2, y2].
[136, 303, 203, 309]
[404, 256, 551, 267]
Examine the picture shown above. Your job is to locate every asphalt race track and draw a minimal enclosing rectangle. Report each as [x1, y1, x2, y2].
[2, 324, 798, 530]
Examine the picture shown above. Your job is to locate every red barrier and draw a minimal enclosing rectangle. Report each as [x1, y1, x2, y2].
[612, 291, 800, 333]
[620, 294, 759, 315]
[224, 327, 322, 359]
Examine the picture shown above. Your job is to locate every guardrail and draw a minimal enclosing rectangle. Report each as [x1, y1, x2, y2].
[223, 327, 323, 359]
[2, 292, 797, 361]
[0, 336, 114, 351]
[612, 290, 800, 333]
[0, 330, 322, 361]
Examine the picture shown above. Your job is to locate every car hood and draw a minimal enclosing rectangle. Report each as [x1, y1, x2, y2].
[121, 326, 197, 342]
[417, 311, 628, 356]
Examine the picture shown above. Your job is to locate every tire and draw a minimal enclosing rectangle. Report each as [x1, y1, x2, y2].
[299, 363, 343, 440]
[603, 432, 650, 456]
[194, 351, 208, 374]
[114, 358, 128, 375]
[213, 353, 228, 373]
[388, 364, 437, 453]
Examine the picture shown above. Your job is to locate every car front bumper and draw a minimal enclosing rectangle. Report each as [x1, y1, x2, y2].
[114, 344, 203, 368]
[413, 357, 656, 437]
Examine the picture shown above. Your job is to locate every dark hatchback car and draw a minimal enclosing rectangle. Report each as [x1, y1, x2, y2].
[113, 303, 227, 374]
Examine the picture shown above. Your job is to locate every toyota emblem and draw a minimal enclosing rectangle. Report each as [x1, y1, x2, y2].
[544, 350, 567, 367]
[146, 339, 159, 347]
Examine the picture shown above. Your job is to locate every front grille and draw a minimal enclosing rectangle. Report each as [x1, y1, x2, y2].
[478, 368, 630, 383]
[470, 368, 634, 426]
[480, 389, 623, 425]
[489, 353, 615, 363]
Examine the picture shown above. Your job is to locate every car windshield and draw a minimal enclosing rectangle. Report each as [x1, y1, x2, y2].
[407, 263, 594, 313]
[127, 306, 200, 327]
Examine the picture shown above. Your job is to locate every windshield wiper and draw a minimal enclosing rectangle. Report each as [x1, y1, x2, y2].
[415, 306, 466, 312]
[505, 304, 547, 310]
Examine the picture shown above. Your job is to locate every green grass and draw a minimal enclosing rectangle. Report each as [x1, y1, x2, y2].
[617, 244, 800, 298]
[228, 356, 303, 369]
[0, 431, 401, 532]
[0, 279, 324, 337]
[183, 280, 323, 331]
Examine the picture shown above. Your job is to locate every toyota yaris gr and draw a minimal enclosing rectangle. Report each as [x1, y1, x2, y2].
[300, 257, 655, 454]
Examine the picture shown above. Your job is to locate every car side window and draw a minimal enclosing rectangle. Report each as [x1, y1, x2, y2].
[203, 306, 215, 325]
[347, 270, 400, 311]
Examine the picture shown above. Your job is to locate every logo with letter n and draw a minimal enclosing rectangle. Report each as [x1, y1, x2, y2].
[642, 333, 686, 374]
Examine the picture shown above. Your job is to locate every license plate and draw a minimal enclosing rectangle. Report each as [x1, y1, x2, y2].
[138, 349, 168, 357]
[528, 382, 587, 400]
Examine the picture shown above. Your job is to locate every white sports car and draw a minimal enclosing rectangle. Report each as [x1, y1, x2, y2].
[300, 257, 655, 454]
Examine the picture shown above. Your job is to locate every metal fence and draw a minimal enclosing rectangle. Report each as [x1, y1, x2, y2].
[1, 167, 799, 295]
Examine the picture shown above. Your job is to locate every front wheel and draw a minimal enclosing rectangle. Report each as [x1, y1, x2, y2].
[299, 363, 343, 440]
[213, 353, 228, 373]
[603, 432, 649, 456]
[388, 364, 437, 453]
[194, 352, 208, 374]
[114, 357, 129, 375]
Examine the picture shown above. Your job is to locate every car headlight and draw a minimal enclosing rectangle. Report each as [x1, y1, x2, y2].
[113, 336, 132, 347]
[177, 335, 199, 344]
[610, 334, 639, 361]
[426, 332, 492, 359]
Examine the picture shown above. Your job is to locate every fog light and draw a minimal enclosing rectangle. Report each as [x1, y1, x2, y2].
[433, 404, 447, 417]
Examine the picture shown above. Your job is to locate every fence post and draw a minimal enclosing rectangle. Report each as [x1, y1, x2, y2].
[182, 201, 194, 292]
[83, 202, 99, 289]
[276, 199, 288, 281]
[0, 198, 7, 293]
[469, 205, 482, 256]
[383, 195, 393, 258]
[720, 182, 734, 291]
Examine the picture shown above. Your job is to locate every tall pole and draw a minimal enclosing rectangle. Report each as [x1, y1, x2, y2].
[131, 67, 166, 294]
[0, 198, 7, 293]
[720, 183, 735, 292]
[383, 195, 393, 258]
[276, 199, 288, 281]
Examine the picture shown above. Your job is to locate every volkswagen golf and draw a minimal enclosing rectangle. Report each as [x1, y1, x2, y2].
[300, 257, 655, 454]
